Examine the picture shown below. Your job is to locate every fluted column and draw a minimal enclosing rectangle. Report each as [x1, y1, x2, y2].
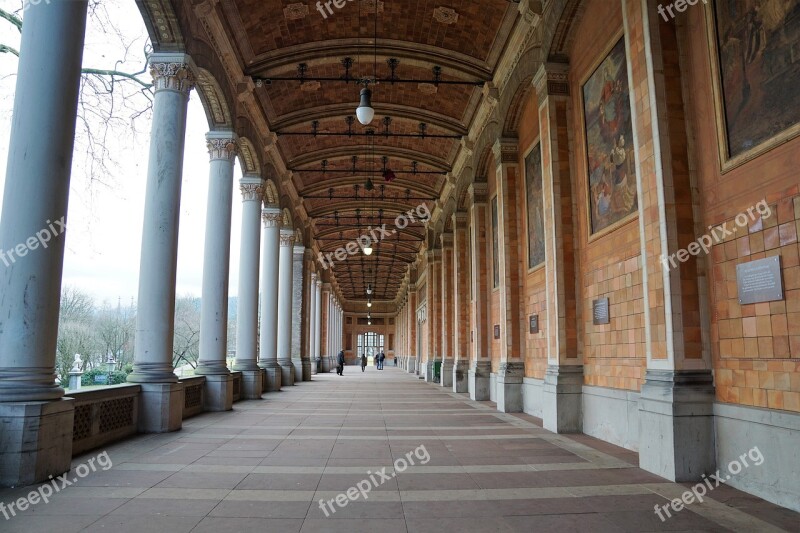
[194, 132, 238, 411]
[277, 228, 296, 386]
[233, 176, 264, 398]
[259, 207, 282, 391]
[315, 280, 324, 372]
[291, 242, 306, 382]
[0, 0, 89, 487]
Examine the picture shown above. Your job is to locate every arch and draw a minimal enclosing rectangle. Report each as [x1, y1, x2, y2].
[281, 208, 294, 229]
[263, 179, 279, 206]
[237, 137, 261, 176]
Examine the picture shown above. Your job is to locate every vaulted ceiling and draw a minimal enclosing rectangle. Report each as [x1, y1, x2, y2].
[141, 0, 527, 303]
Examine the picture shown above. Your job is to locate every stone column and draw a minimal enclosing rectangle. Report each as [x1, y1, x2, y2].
[533, 63, 584, 432]
[493, 139, 525, 412]
[291, 242, 306, 382]
[468, 184, 491, 400]
[277, 228, 296, 386]
[314, 280, 323, 372]
[424, 250, 440, 382]
[309, 272, 318, 375]
[622, 1, 714, 481]
[127, 54, 196, 434]
[440, 233, 455, 387]
[321, 285, 331, 371]
[233, 176, 264, 399]
[452, 212, 470, 392]
[194, 131, 238, 411]
[0, 0, 88, 487]
[258, 207, 282, 392]
[407, 287, 417, 373]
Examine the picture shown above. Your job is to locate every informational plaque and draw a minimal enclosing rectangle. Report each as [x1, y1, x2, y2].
[529, 314, 539, 334]
[737, 256, 783, 305]
[494, 325, 500, 339]
[593, 297, 610, 325]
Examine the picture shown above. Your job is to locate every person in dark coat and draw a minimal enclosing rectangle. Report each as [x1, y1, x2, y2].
[361, 354, 367, 372]
[336, 350, 345, 376]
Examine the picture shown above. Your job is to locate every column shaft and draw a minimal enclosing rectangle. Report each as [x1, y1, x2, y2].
[233, 177, 264, 398]
[259, 208, 282, 391]
[277, 229, 296, 386]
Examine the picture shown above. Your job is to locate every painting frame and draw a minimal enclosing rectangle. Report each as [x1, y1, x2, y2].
[704, 1, 800, 173]
[491, 195, 499, 290]
[580, 30, 640, 240]
[523, 139, 546, 272]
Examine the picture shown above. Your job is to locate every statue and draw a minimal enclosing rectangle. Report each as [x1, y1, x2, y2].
[71, 354, 83, 373]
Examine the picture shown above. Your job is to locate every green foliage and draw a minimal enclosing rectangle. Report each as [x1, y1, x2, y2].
[81, 368, 129, 386]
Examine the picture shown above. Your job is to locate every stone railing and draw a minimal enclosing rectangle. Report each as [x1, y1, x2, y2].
[181, 376, 205, 419]
[68, 385, 141, 456]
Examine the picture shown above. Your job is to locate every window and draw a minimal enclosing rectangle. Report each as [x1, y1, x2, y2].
[357, 332, 384, 358]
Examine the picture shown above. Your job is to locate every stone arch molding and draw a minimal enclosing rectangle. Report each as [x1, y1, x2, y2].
[194, 67, 234, 130]
[237, 137, 260, 176]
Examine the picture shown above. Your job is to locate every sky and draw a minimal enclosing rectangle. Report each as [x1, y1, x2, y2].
[0, 0, 244, 305]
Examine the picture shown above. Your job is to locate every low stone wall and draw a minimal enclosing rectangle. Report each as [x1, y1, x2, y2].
[68, 385, 141, 456]
[181, 377, 205, 419]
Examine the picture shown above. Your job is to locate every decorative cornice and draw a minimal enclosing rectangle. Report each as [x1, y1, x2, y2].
[440, 233, 454, 247]
[533, 62, 570, 102]
[493, 138, 519, 164]
[468, 182, 488, 205]
[452, 211, 468, 227]
[150, 61, 195, 94]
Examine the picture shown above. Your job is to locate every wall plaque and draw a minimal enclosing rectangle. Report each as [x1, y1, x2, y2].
[493, 325, 500, 339]
[593, 297, 610, 325]
[737, 256, 783, 305]
[529, 314, 539, 334]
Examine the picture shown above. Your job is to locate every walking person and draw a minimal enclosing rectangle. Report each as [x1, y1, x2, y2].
[379, 351, 386, 370]
[361, 353, 367, 372]
[336, 350, 345, 376]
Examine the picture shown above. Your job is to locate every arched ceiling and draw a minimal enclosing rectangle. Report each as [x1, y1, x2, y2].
[144, 0, 530, 303]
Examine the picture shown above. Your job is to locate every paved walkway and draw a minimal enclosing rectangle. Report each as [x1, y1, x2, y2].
[1, 367, 797, 532]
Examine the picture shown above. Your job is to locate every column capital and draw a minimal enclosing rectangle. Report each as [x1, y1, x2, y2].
[492, 138, 519, 165]
[149, 53, 196, 94]
[206, 131, 238, 161]
[533, 62, 570, 102]
[440, 232, 454, 247]
[311, 272, 318, 283]
[280, 228, 296, 247]
[240, 176, 264, 202]
[262, 207, 282, 227]
[316, 280, 322, 288]
[293, 242, 305, 254]
[452, 211, 468, 228]
[468, 182, 488, 205]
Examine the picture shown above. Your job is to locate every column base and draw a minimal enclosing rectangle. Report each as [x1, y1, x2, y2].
[407, 357, 416, 374]
[292, 359, 303, 383]
[0, 399, 74, 487]
[261, 364, 282, 392]
[469, 361, 491, 401]
[261, 368, 268, 393]
[542, 364, 583, 433]
[302, 360, 312, 381]
[238, 370, 263, 400]
[453, 360, 469, 393]
[279, 359, 295, 386]
[311, 358, 318, 375]
[138, 382, 184, 433]
[440, 360, 454, 388]
[320, 356, 331, 373]
[422, 360, 435, 382]
[638, 369, 716, 482]
[202, 374, 233, 412]
[496, 362, 524, 413]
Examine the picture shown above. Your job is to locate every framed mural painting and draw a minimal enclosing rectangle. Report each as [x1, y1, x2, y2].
[524, 142, 546, 269]
[581, 34, 638, 237]
[706, 0, 800, 171]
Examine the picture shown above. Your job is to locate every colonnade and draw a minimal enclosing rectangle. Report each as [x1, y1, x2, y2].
[0, 4, 332, 486]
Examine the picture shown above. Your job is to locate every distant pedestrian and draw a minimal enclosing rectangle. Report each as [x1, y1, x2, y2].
[378, 351, 386, 370]
[336, 350, 345, 376]
[361, 354, 367, 372]
[393, 356, 397, 367]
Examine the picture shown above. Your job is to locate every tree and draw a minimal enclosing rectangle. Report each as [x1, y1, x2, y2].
[0, 1, 153, 188]
[56, 287, 101, 385]
[173, 295, 202, 373]
[96, 298, 136, 370]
